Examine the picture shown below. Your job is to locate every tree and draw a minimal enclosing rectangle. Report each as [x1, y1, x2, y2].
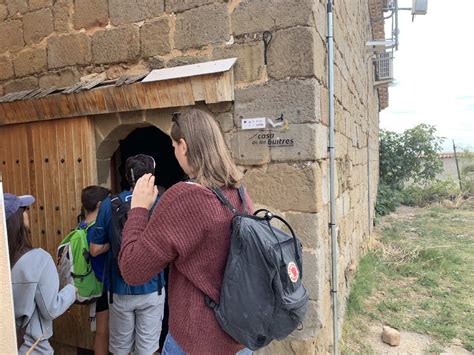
[379, 124, 443, 189]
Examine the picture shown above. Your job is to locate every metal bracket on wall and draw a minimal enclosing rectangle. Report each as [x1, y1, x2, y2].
[263, 31, 272, 65]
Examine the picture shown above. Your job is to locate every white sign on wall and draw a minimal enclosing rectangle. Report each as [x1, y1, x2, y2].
[241, 117, 267, 130]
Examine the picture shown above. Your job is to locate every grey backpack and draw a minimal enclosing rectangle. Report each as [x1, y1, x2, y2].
[206, 186, 309, 351]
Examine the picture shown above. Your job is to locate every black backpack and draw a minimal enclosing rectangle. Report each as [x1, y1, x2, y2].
[206, 186, 309, 351]
[109, 194, 163, 302]
[110, 194, 131, 264]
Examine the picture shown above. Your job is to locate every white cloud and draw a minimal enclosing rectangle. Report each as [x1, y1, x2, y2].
[380, 0, 474, 152]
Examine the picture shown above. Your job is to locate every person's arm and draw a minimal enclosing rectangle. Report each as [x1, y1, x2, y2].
[35, 254, 76, 320]
[90, 242, 109, 256]
[119, 176, 207, 285]
[88, 198, 111, 256]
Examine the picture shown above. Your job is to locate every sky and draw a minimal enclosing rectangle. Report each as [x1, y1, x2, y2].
[380, 0, 474, 152]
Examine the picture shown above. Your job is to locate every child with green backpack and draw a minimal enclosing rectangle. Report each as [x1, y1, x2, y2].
[57, 186, 110, 355]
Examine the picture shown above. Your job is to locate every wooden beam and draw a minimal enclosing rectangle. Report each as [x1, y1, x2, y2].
[0, 72, 234, 126]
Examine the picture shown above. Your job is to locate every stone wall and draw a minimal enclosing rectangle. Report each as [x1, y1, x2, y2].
[1, 0, 382, 353]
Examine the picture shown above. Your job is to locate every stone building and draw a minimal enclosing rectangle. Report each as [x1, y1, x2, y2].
[0, 0, 388, 353]
[437, 152, 473, 181]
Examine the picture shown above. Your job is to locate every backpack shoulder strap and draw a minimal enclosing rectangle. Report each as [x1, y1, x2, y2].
[237, 184, 247, 214]
[211, 187, 237, 214]
[110, 194, 122, 211]
[85, 221, 95, 232]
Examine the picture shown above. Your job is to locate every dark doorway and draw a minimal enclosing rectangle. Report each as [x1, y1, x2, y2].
[110, 125, 184, 350]
[110, 125, 185, 194]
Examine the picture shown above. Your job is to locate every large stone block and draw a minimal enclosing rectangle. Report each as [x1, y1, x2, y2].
[320, 86, 329, 126]
[6, 0, 27, 15]
[320, 160, 329, 206]
[315, 124, 329, 160]
[13, 47, 47, 77]
[0, 54, 14, 80]
[175, 3, 230, 50]
[94, 112, 122, 141]
[109, 0, 164, 25]
[96, 158, 111, 186]
[73, 0, 108, 30]
[92, 26, 140, 64]
[213, 41, 264, 83]
[334, 102, 345, 134]
[39, 68, 79, 88]
[47, 33, 91, 68]
[140, 17, 171, 58]
[166, 56, 208, 68]
[52, 0, 72, 32]
[334, 131, 348, 159]
[232, 0, 315, 36]
[268, 124, 316, 162]
[96, 139, 120, 160]
[0, 4, 8, 20]
[23, 8, 54, 44]
[256, 337, 318, 354]
[166, 0, 225, 12]
[215, 112, 233, 133]
[268, 27, 325, 81]
[235, 79, 320, 126]
[243, 162, 320, 213]
[0, 20, 24, 52]
[229, 129, 271, 165]
[207, 102, 233, 114]
[4, 76, 38, 94]
[118, 111, 146, 125]
[284, 212, 321, 249]
[313, 1, 327, 42]
[143, 107, 174, 133]
[148, 56, 165, 69]
[302, 249, 323, 300]
[297, 300, 324, 340]
[29, 0, 52, 10]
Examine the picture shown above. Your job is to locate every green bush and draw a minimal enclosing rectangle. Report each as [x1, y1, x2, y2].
[379, 124, 443, 189]
[462, 178, 474, 194]
[461, 163, 474, 194]
[401, 180, 460, 207]
[376, 124, 443, 215]
[375, 184, 404, 216]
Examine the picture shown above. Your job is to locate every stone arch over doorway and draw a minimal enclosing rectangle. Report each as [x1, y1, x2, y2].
[94, 108, 176, 187]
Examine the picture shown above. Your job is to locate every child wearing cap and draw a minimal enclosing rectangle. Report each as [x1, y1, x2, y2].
[5, 193, 77, 354]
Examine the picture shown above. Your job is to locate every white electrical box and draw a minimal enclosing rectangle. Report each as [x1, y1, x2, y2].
[412, 0, 428, 15]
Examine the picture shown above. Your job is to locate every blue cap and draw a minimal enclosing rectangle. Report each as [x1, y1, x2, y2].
[3, 193, 35, 220]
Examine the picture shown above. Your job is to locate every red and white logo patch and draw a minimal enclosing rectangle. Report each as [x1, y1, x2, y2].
[287, 262, 299, 283]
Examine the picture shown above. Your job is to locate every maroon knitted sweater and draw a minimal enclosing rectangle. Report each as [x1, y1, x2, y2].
[119, 182, 252, 355]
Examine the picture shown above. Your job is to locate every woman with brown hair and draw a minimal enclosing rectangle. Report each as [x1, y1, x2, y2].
[6, 193, 76, 354]
[118, 109, 253, 354]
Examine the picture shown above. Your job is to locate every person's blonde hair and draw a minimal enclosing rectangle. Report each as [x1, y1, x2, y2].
[170, 108, 242, 188]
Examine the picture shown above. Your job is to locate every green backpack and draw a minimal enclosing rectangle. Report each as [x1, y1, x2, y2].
[57, 222, 103, 304]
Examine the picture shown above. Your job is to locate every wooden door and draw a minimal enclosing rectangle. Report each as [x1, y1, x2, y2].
[0, 116, 97, 350]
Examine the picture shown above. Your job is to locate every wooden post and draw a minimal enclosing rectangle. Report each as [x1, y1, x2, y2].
[452, 140, 463, 191]
[0, 172, 19, 353]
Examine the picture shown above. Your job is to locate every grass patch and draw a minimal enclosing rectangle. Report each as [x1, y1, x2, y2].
[345, 253, 379, 318]
[425, 343, 445, 354]
[342, 200, 474, 352]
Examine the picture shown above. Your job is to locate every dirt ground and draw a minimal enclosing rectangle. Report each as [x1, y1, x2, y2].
[365, 325, 471, 355]
[342, 200, 474, 354]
